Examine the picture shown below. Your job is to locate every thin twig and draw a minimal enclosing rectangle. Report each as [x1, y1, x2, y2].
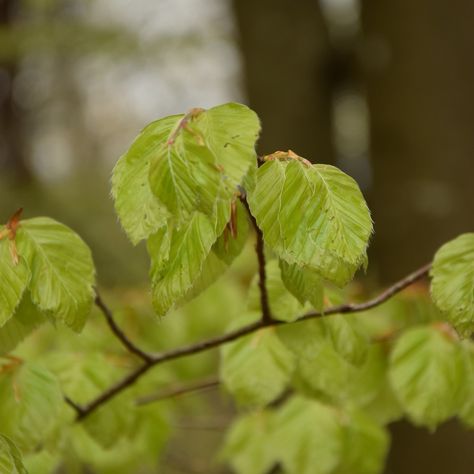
[74, 262, 431, 422]
[240, 195, 273, 324]
[136, 376, 220, 406]
[64, 396, 85, 416]
[94, 291, 153, 362]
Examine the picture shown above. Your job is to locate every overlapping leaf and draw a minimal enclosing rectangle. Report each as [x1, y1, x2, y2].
[16, 218, 95, 332]
[0, 434, 27, 474]
[272, 397, 388, 474]
[0, 361, 62, 451]
[389, 324, 466, 428]
[111, 115, 180, 244]
[221, 313, 295, 407]
[248, 155, 372, 286]
[430, 233, 474, 336]
[0, 237, 30, 327]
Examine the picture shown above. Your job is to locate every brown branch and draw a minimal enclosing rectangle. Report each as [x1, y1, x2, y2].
[64, 396, 85, 416]
[74, 263, 431, 422]
[136, 376, 220, 406]
[94, 291, 153, 362]
[240, 195, 273, 324]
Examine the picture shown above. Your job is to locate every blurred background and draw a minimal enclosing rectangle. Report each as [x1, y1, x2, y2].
[1, 0, 473, 472]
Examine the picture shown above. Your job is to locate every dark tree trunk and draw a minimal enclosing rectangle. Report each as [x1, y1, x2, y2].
[232, 0, 335, 162]
[0, 0, 33, 183]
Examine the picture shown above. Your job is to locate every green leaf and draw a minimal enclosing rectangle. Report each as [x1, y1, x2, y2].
[0, 434, 28, 474]
[221, 313, 295, 407]
[430, 233, 474, 336]
[458, 340, 474, 427]
[334, 409, 389, 474]
[148, 103, 260, 222]
[148, 212, 219, 316]
[0, 361, 62, 451]
[248, 156, 372, 287]
[389, 324, 466, 428]
[280, 259, 324, 311]
[273, 397, 388, 474]
[277, 319, 381, 406]
[16, 218, 95, 332]
[184, 200, 249, 302]
[247, 260, 306, 322]
[220, 411, 277, 474]
[0, 292, 46, 355]
[111, 115, 179, 244]
[46, 352, 133, 449]
[0, 237, 30, 328]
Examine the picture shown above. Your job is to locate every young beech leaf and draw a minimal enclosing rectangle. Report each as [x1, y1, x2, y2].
[148, 103, 260, 222]
[248, 155, 373, 287]
[0, 236, 30, 328]
[279, 259, 324, 311]
[0, 434, 28, 474]
[220, 313, 295, 407]
[220, 411, 277, 474]
[16, 218, 95, 332]
[0, 361, 62, 452]
[0, 292, 46, 355]
[111, 115, 179, 245]
[458, 340, 474, 427]
[389, 324, 467, 428]
[148, 211, 219, 317]
[247, 260, 307, 322]
[272, 397, 388, 474]
[430, 233, 474, 337]
[183, 200, 249, 302]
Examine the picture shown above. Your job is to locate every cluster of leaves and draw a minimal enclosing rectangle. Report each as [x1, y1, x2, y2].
[0, 102, 473, 473]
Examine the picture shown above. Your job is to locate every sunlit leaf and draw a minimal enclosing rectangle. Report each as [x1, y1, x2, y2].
[430, 233, 474, 336]
[389, 324, 466, 428]
[111, 115, 179, 244]
[0, 361, 62, 451]
[148, 103, 260, 222]
[220, 411, 277, 474]
[0, 434, 27, 474]
[16, 218, 95, 332]
[0, 237, 30, 328]
[248, 155, 372, 286]
[221, 313, 295, 407]
[280, 259, 324, 311]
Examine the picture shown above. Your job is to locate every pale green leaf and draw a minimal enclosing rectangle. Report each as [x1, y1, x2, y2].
[247, 260, 306, 322]
[430, 233, 474, 336]
[220, 411, 277, 474]
[149, 103, 260, 221]
[458, 340, 474, 427]
[149, 212, 219, 316]
[0, 292, 46, 355]
[248, 156, 372, 286]
[221, 313, 295, 407]
[46, 352, 133, 449]
[111, 115, 179, 244]
[0, 237, 30, 327]
[280, 259, 324, 311]
[24, 451, 59, 474]
[273, 397, 343, 474]
[184, 200, 249, 301]
[334, 410, 389, 474]
[0, 362, 62, 451]
[273, 397, 388, 474]
[0, 434, 28, 474]
[389, 324, 466, 428]
[16, 218, 95, 332]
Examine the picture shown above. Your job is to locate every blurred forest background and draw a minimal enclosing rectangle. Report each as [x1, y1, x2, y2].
[1, 0, 473, 473]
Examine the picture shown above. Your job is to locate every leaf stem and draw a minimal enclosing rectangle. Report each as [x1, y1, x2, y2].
[72, 262, 432, 422]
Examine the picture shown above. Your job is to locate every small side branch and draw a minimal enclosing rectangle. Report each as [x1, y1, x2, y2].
[136, 376, 220, 406]
[240, 196, 273, 324]
[76, 263, 432, 422]
[95, 291, 153, 362]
